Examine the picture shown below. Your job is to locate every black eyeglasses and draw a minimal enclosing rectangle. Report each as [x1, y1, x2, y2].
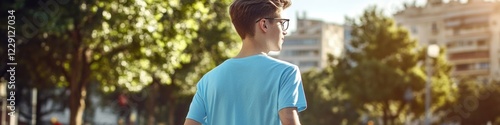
[255, 18, 290, 31]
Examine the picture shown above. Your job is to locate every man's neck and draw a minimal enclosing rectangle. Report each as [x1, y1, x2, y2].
[234, 38, 269, 58]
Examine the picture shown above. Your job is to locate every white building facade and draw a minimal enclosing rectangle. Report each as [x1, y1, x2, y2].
[394, 0, 500, 82]
[276, 14, 344, 72]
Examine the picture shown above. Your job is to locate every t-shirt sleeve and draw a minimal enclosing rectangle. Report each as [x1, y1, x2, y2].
[186, 80, 207, 124]
[278, 66, 307, 112]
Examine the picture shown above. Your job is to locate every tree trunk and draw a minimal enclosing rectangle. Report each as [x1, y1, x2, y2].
[167, 100, 175, 125]
[68, 32, 90, 125]
[165, 81, 176, 125]
[68, 68, 89, 125]
[147, 82, 158, 125]
[69, 86, 87, 125]
[383, 101, 389, 125]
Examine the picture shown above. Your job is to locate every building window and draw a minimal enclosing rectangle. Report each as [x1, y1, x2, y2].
[411, 26, 418, 34]
[281, 50, 319, 57]
[456, 40, 473, 47]
[464, 16, 489, 25]
[477, 39, 487, 46]
[284, 39, 318, 46]
[457, 40, 465, 47]
[446, 42, 455, 48]
[450, 51, 489, 60]
[432, 23, 438, 34]
[446, 20, 460, 27]
[299, 61, 319, 67]
[456, 64, 469, 71]
[478, 62, 489, 69]
[429, 40, 437, 44]
[281, 51, 292, 56]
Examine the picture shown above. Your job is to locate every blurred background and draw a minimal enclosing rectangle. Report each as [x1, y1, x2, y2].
[0, 0, 499, 124]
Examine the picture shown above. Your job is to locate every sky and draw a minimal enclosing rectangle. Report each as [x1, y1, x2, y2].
[282, 0, 428, 32]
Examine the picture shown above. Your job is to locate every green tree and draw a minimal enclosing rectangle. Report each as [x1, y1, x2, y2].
[1, 0, 238, 124]
[441, 78, 500, 124]
[300, 55, 361, 125]
[151, 0, 238, 124]
[340, 6, 455, 124]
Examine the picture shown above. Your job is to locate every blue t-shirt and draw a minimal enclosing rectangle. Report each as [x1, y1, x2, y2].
[186, 54, 307, 125]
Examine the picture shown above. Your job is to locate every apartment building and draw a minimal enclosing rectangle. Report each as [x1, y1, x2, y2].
[394, 0, 500, 82]
[274, 14, 344, 72]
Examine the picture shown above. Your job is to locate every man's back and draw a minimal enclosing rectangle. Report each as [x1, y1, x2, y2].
[186, 54, 306, 125]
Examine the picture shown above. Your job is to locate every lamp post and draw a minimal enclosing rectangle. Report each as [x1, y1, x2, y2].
[31, 88, 37, 125]
[425, 44, 440, 125]
[404, 87, 413, 125]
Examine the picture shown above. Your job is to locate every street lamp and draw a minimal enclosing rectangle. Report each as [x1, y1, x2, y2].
[404, 88, 413, 125]
[425, 44, 440, 125]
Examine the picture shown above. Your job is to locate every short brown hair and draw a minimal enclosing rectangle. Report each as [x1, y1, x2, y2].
[229, 0, 291, 39]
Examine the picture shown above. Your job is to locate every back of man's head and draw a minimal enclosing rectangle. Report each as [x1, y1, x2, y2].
[229, 0, 291, 39]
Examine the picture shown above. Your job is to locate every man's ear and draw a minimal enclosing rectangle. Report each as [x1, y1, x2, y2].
[258, 20, 268, 33]
[263, 20, 268, 29]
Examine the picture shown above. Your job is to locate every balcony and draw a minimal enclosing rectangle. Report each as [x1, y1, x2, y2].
[278, 49, 321, 63]
[447, 44, 489, 53]
[448, 51, 489, 61]
[444, 26, 490, 37]
[444, 13, 490, 29]
[453, 61, 491, 76]
[453, 68, 490, 76]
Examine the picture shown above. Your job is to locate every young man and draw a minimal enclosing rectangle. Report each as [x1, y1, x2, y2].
[184, 0, 306, 125]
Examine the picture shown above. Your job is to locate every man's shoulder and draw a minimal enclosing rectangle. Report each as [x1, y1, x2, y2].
[264, 56, 299, 69]
[205, 54, 299, 75]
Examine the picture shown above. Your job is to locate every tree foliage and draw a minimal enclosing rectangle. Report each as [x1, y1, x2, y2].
[341, 6, 455, 124]
[1, 0, 238, 124]
[300, 56, 360, 125]
[300, 6, 456, 124]
[441, 78, 500, 124]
